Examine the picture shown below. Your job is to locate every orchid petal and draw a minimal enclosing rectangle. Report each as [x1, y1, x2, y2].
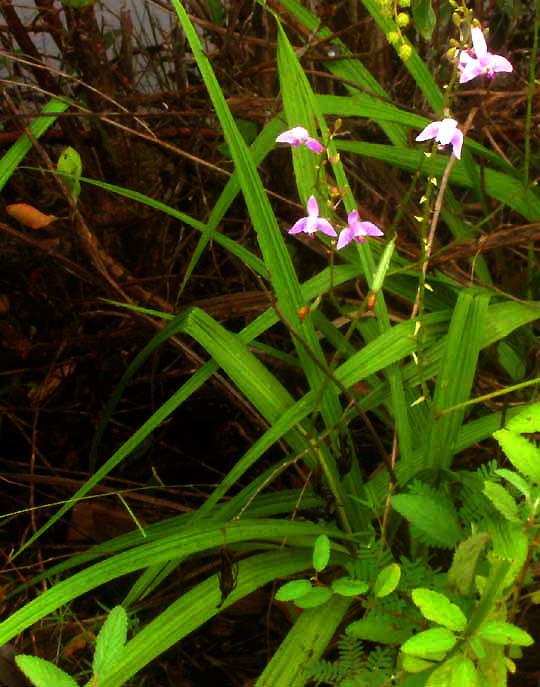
[359, 222, 384, 237]
[306, 138, 324, 153]
[307, 195, 319, 216]
[336, 227, 353, 250]
[275, 127, 309, 146]
[275, 127, 324, 153]
[471, 27, 488, 60]
[305, 214, 319, 234]
[275, 132, 292, 144]
[450, 129, 464, 159]
[416, 122, 441, 142]
[317, 219, 337, 237]
[490, 55, 513, 73]
[459, 62, 483, 83]
[436, 118, 458, 146]
[289, 218, 307, 234]
[459, 51, 473, 67]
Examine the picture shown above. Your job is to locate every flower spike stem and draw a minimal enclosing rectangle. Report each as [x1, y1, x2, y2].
[412, 108, 477, 320]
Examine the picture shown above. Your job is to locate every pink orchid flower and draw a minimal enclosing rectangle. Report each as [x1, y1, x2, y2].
[416, 118, 464, 159]
[336, 211, 383, 250]
[289, 196, 336, 237]
[275, 127, 324, 153]
[458, 27, 513, 84]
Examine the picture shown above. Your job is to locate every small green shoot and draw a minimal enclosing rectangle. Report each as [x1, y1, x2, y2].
[57, 147, 82, 202]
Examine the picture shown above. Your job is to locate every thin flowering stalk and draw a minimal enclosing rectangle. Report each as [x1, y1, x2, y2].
[410, 108, 473, 405]
[275, 127, 324, 153]
[412, 108, 476, 323]
[416, 118, 463, 159]
[458, 26, 513, 84]
[289, 195, 336, 237]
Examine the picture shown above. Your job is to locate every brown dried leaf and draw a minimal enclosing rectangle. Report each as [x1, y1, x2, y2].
[6, 204, 57, 229]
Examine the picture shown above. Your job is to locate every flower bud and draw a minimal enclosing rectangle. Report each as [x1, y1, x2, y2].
[397, 12, 410, 27]
[398, 44, 412, 61]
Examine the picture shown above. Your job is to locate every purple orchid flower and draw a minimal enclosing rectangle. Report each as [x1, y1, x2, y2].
[275, 127, 324, 153]
[415, 118, 464, 159]
[336, 211, 383, 250]
[458, 27, 513, 84]
[289, 196, 336, 237]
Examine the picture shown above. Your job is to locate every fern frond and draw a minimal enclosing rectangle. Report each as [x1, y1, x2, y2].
[337, 635, 365, 671]
[399, 554, 434, 589]
[346, 546, 393, 583]
[364, 646, 395, 672]
[305, 657, 349, 685]
[476, 459, 499, 480]
[306, 638, 395, 687]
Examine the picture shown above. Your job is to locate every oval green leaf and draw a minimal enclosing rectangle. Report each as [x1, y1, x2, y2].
[275, 579, 312, 602]
[412, 588, 467, 631]
[477, 621, 533, 646]
[331, 577, 369, 597]
[294, 587, 333, 609]
[373, 563, 401, 598]
[401, 654, 436, 673]
[313, 534, 330, 572]
[347, 617, 409, 644]
[93, 605, 128, 678]
[469, 637, 486, 659]
[401, 627, 457, 658]
[15, 655, 79, 687]
[57, 146, 82, 200]
[451, 656, 478, 687]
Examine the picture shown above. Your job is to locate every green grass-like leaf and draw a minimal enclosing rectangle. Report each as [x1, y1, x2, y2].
[0, 97, 70, 192]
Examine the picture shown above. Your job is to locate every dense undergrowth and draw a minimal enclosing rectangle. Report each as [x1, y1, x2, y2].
[0, 0, 539, 686]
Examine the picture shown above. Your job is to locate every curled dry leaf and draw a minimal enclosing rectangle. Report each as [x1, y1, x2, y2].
[6, 204, 57, 229]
